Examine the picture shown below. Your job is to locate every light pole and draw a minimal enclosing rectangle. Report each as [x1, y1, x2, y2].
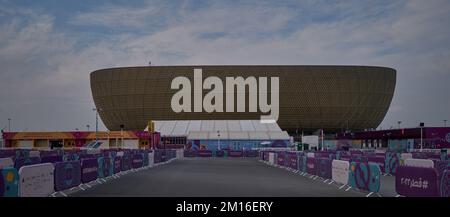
[397, 121, 402, 129]
[420, 122, 424, 151]
[444, 120, 447, 127]
[321, 129, 324, 151]
[86, 124, 90, 131]
[8, 118, 11, 132]
[217, 131, 221, 150]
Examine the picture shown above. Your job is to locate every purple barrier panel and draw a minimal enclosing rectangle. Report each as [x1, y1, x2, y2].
[216, 150, 224, 157]
[132, 153, 144, 169]
[263, 151, 269, 161]
[229, 150, 243, 157]
[0, 150, 16, 159]
[39, 150, 58, 158]
[41, 155, 63, 164]
[276, 152, 286, 166]
[306, 157, 316, 175]
[14, 157, 41, 170]
[368, 156, 386, 173]
[440, 170, 450, 197]
[184, 150, 197, 157]
[197, 150, 212, 157]
[395, 166, 439, 197]
[154, 151, 162, 163]
[81, 158, 98, 183]
[113, 156, 122, 174]
[315, 158, 332, 179]
[243, 150, 258, 157]
[121, 154, 132, 171]
[54, 161, 81, 191]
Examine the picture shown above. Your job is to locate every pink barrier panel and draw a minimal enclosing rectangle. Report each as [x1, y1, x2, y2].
[229, 150, 243, 157]
[276, 152, 286, 166]
[286, 152, 298, 169]
[198, 150, 213, 157]
[306, 157, 316, 175]
[395, 166, 439, 197]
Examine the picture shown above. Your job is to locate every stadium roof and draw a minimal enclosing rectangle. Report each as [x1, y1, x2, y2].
[149, 120, 290, 140]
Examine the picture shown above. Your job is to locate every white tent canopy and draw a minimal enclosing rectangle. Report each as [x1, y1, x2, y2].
[148, 120, 289, 140]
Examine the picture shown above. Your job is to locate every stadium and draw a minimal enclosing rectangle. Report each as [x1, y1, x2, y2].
[90, 65, 396, 134]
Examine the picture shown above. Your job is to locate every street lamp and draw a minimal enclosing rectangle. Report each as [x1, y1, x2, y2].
[8, 118, 11, 132]
[86, 124, 90, 131]
[397, 121, 402, 129]
[444, 120, 447, 127]
[420, 122, 424, 151]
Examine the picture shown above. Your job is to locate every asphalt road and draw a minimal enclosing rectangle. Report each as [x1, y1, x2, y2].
[71, 158, 369, 197]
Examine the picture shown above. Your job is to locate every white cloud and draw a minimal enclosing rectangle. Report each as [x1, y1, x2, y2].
[1, 0, 449, 130]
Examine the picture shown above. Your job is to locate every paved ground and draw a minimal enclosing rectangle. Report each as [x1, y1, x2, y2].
[71, 158, 373, 197]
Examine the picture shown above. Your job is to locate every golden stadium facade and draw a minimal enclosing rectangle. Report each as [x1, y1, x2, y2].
[90, 65, 396, 133]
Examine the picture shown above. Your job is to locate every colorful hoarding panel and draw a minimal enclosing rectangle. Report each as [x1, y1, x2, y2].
[348, 162, 381, 193]
[81, 158, 98, 183]
[315, 158, 332, 179]
[385, 152, 400, 175]
[18, 163, 55, 197]
[368, 156, 385, 173]
[0, 167, 19, 197]
[332, 160, 349, 185]
[54, 161, 81, 191]
[395, 166, 439, 197]
[277, 152, 286, 166]
[0, 158, 14, 169]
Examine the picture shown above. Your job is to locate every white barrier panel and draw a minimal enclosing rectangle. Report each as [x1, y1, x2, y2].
[268, 153, 275, 164]
[148, 152, 154, 167]
[29, 151, 40, 158]
[116, 151, 124, 157]
[404, 158, 434, 168]
[401, 153, 412, 159]
[87, 149, 101, 155]
[176, 149, 184, 159]
[332, 160, 349, 185]
[18, 163, 55, 197]
[0, 157, 14, 169]
[306, 152, 315, 158]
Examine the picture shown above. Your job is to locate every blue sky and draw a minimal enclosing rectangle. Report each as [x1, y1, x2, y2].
[0, 0, 449, 131]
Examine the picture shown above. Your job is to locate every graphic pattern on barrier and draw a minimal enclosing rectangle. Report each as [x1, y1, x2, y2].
[440, 170, 450, 197]
[0, 167, 19, 197]
[385, 152, 400, 175]
[54, 161, 81, 191]
[348, 162, 381, 192]
[306, 157, 315, 175]
[0, 158, 14, 169]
